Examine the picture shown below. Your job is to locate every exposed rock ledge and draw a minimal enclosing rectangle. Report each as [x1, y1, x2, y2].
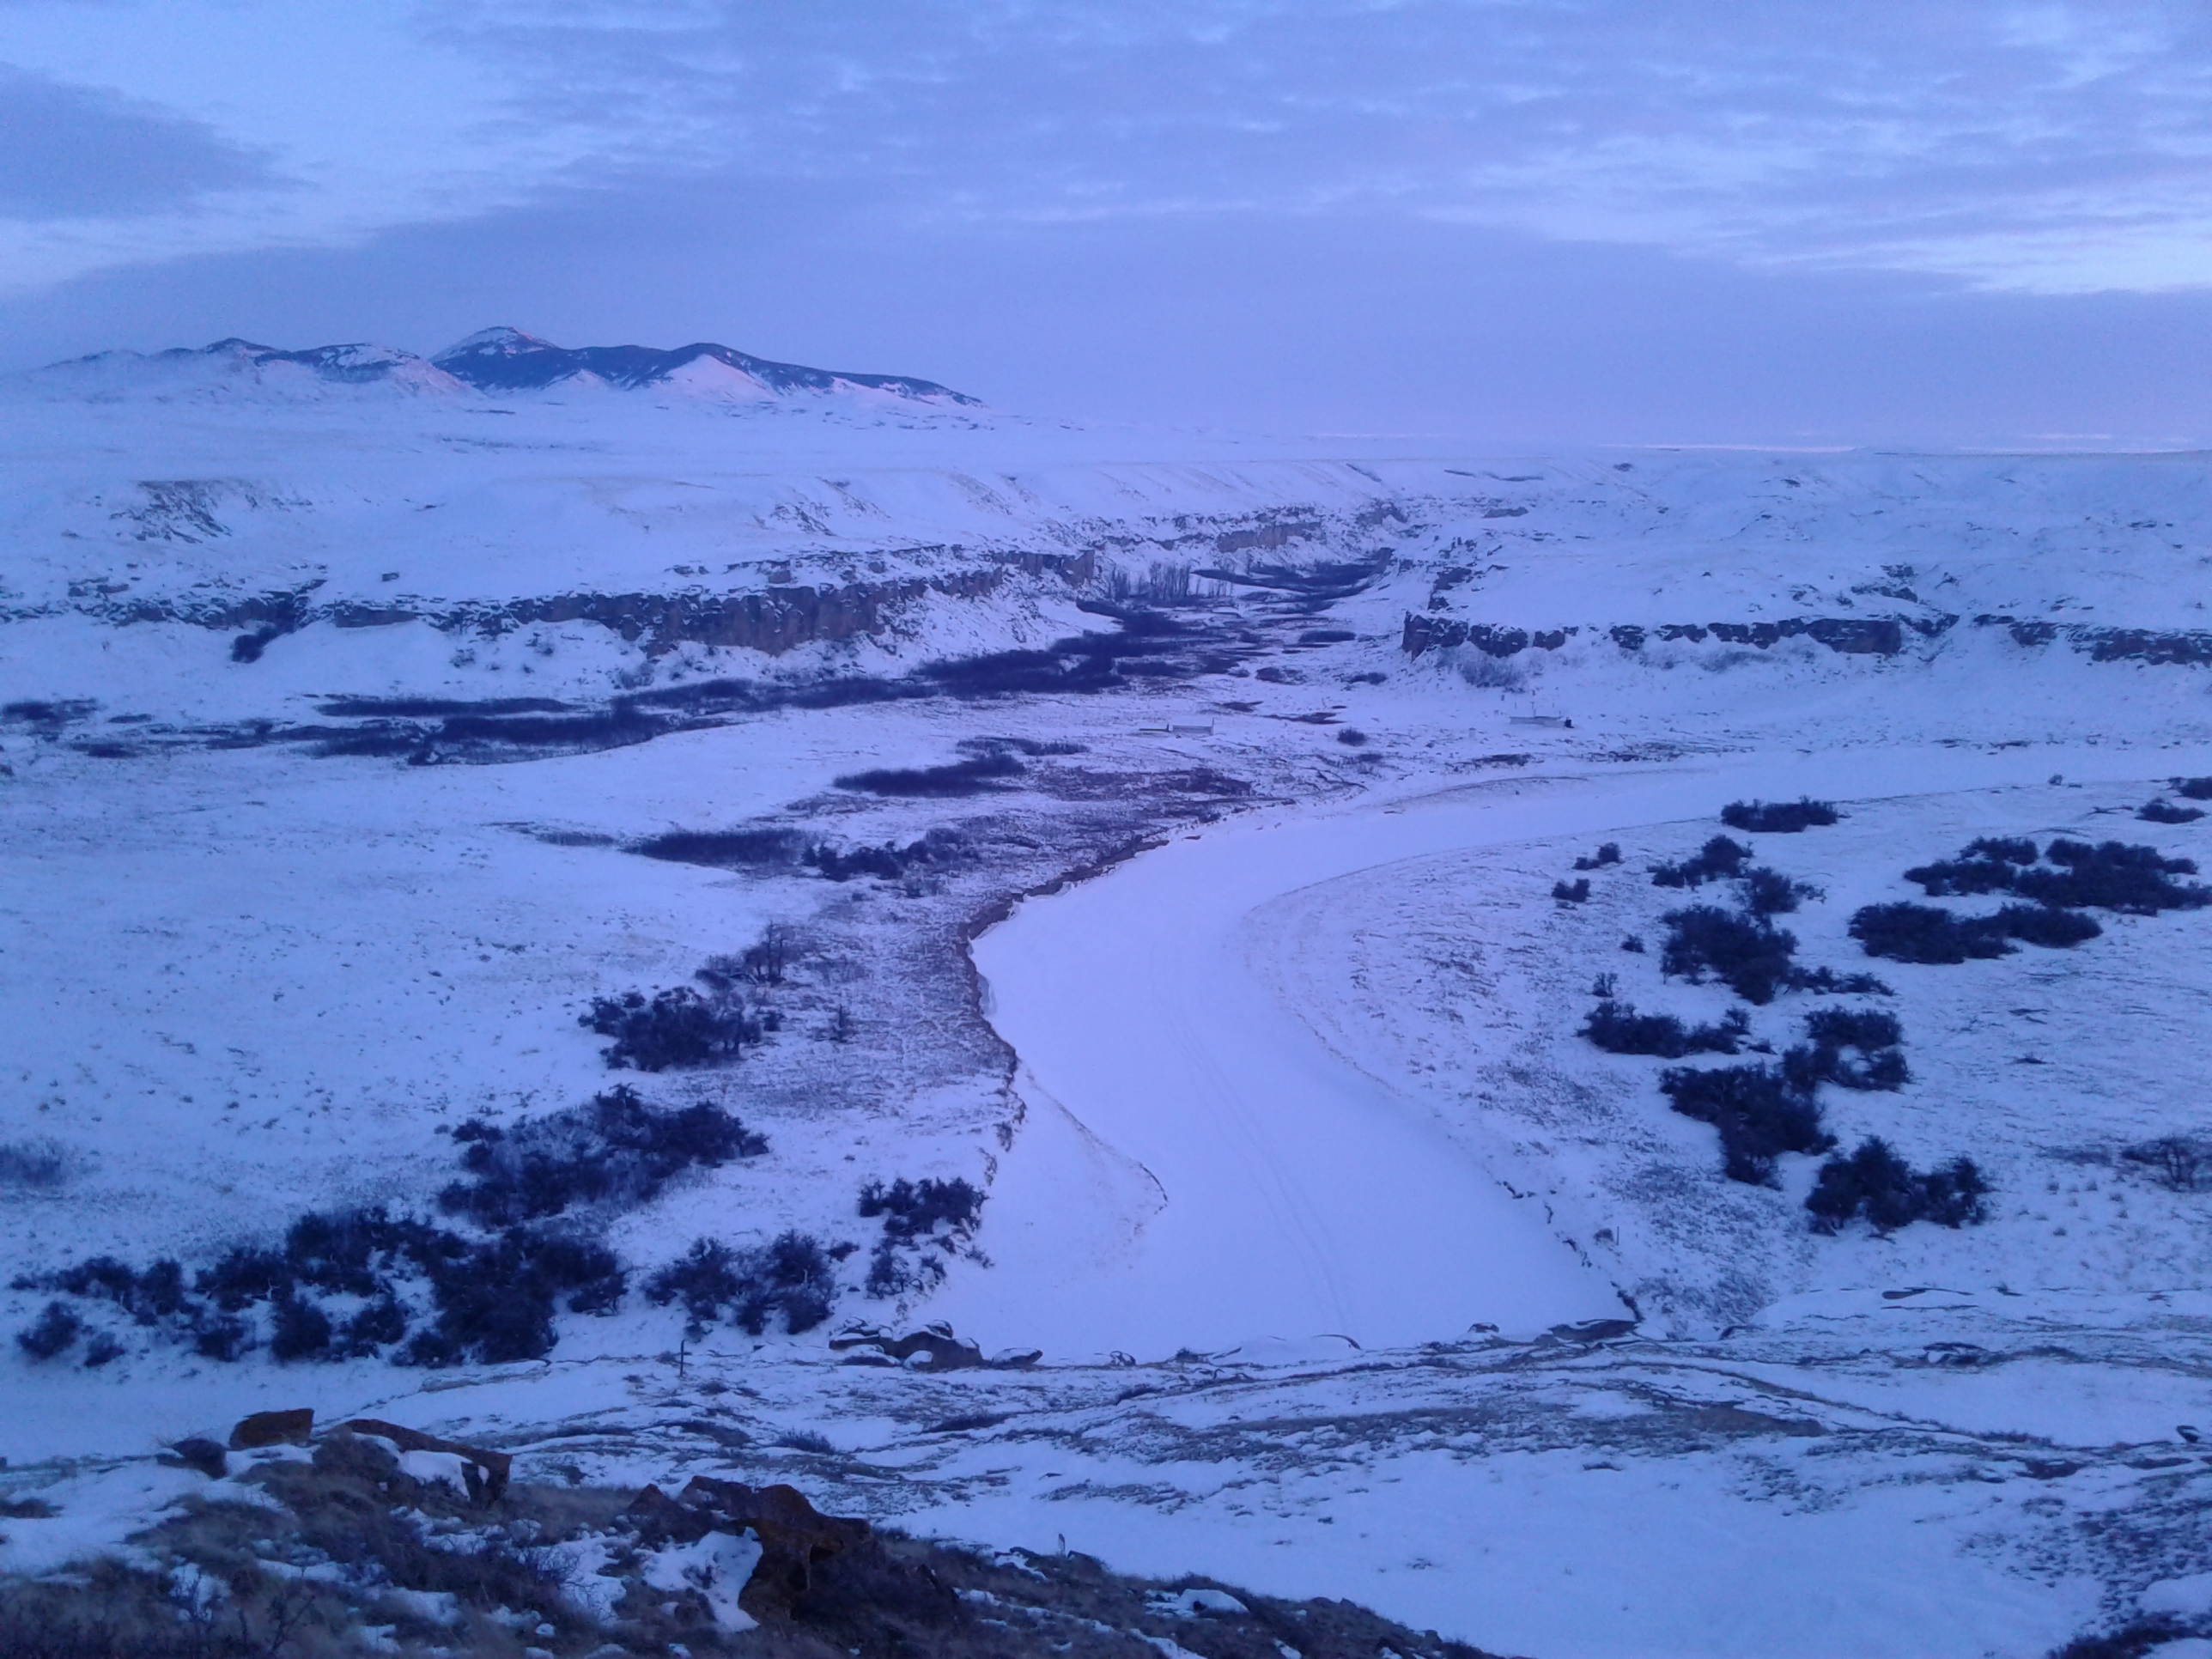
[1401, 613, 1951, 659]
[79, 550, 1094, 660]
[1403, 611, 2212, 665]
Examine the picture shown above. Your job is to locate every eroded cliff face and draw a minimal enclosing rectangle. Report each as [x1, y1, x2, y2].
[67, 551, 1097, 661]
[1402, 611, 2212, 667]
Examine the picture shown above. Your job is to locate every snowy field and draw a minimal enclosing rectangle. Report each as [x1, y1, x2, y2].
[3, 349, 2212, 1656]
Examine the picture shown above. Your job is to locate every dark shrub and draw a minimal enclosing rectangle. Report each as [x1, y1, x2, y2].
[0, 1139, 68, 1190]
[341, 1295, 409, 1355]
[1741, 866, 1820, 916]
[860, 1176, 985, 1244]
[1788, 966, 1893, 994]
[406, 1228, 624, 1366]
[634, 828, 805, 868]
[1651, 836, 1752, 889]
[269, 1293, 333, 1363]
[281, 1208, 430, 1298]
[80, 1332, 123, 1368]
[2046, 1617, 2197, 1659]
[2172, 777, 2212, 801]
[1721, 798, 1839, 833]
[834, 753, 1024, 797]
[865, 1239, 937, 1298]
[193, 1315, 251, 1362]
[2122, 1136, 2212, 1192]
[582, 985, 768, 1070]
[1661, 905, 1800, 1004]
[52, 1255, 192, 1323]
[1660, 1065, 1832, 1184]
[860, 1176, 986, 1298]
[1572, 843, 1623, 871]
[1802, 1007, 1902, 1052]
[2139, 799, 2205, 824]
[1998, 903, 2102, 947]
[644, 1233, 836, 1337]
[1965, 836, 2039, 864]
[695, 926, 793, 990]
[1552, 878, 1590, 902]
[15, 1301, 79, 1360]
[1849, 902, 2013, 964]
[1335, 727, 1369, 746]
[1582, 1000, 1748, 1058]
[1904, 856, 2021, 896]
[441, 1087, 765, 1226]
[1785, 1041, 1909, 1093]
[957, 735, 1086, 757]
[807, 828, 970, 884]
[1807, 1138, 1988, 1233]
[1620, 933, 1646, 953]
[198, 1243, 295, 1313]
[2014, 840, 2209, 913]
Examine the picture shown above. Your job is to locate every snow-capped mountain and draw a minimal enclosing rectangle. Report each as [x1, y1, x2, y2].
[14, 325, 981, 410]
[18, 337, 470, 401]
[430, 325, 982, 405]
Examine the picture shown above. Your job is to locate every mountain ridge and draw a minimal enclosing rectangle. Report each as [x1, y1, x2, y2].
[18, 325, 981, 408]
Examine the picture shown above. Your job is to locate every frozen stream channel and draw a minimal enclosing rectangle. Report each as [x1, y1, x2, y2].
[933, 769, 1699, 1360]
[936, 743, 2204, 1362]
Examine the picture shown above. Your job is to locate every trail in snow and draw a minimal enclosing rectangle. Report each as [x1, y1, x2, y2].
[936, 740, 2212, 1360]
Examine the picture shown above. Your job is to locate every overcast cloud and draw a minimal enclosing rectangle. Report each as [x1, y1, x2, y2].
[1, 0, 2208, 441]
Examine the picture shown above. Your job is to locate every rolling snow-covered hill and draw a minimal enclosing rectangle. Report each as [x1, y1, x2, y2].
[3, 342, 2212, 1658]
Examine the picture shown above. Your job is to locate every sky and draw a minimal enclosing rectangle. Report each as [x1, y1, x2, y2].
[3, 0, 2210, 443]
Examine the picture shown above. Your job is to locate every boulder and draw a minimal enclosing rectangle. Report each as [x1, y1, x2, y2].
[341, 1418, 511, 1503]
[165, 1437, 228, 1479]
[228, 1408, 313, 1450]
[829, 1322, 987, 1370]
[677, 1477, 870, 1617]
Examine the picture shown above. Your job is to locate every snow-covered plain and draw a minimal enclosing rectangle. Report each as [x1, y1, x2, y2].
[3, 338, 2212, 1656]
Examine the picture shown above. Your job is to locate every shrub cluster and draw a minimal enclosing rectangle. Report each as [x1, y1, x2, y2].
[834, 753, 1024, 797]
[1651, 836, 1752, 889]
[1788, 1006, 1909, 1091]
[15, 1302, 79, 1360]
[1849, 901, 2100, 963]
[860, 1176, 987, 1297]
[1552, 878, 1590, 902]
[2173, 776, 2212, 801]
[1582, 1000, 1748, 1058]
[16, 1206, 624, 1368]
[440, 1086, 765, 1227]
[633, 827, 805, 868]
[1721, 798, 1840, 833]
[2139, 799, 2206, 824]
[0, 1137, 68, 1190]
[695, 925, 792, 990]
[1659, 1064, 1833, 1185]
[581, 985, 775, 1070]
[1806, 1138, 1988, 1233]
[1660, 904, 1800, 1004]
[13, 1089, 775, 1369]
[1904, 854, 2025, 896]
[643, 1233, 841, 1337]
[2121, 1135, 2212, 1192]
[2018, 839, 2208, 913]
[1741, 866, 1821, 917]
[805, 826, 969, 883]
[1902, 836, 2206, 914]
[1572, 842, 1623, 871]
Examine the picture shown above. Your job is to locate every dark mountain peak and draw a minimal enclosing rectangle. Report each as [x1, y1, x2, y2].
[428, 328, 980, 405]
